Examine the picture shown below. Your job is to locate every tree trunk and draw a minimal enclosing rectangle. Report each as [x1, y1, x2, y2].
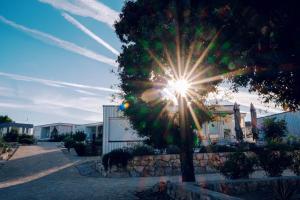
[179, 96, 196, 182]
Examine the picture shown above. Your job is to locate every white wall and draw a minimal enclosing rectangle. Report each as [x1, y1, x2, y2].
[102, 105, 144, 154]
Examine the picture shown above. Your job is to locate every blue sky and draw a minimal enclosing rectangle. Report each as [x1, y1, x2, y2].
[0, 0, 282, 125]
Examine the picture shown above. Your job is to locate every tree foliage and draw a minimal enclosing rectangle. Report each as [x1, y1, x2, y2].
[0, 115, 13, 124]
[115, 0, 299, 182]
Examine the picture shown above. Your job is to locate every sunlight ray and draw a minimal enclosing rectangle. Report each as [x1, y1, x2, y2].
[186, 31, 221, 80]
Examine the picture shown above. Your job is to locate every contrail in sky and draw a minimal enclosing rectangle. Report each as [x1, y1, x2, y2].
[0, 15, 117, 67]
[62, 13, 119, 56]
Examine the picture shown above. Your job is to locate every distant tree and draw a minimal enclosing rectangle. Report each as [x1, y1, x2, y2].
[50, 127, 59, 140]
[262, 118, 287, 142]
[0, 115, 13, 124]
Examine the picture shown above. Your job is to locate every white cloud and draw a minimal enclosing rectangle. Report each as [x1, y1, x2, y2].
[0, 15, 117, 67]
[208, 85, 283, 114]
[62, 13, 119, 56]
[0, 71, 119, 93]
[39, 0, 119, 28]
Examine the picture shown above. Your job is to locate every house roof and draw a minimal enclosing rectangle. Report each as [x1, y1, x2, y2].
[0, 122, 33, 128]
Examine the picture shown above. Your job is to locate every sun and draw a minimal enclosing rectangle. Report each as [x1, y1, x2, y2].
[167, 78, 190, 97]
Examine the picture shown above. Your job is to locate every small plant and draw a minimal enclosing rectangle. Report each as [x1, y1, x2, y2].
[18, 134, 35, 144]
[3, 128, 19, 142]
[166, 145, 180, 154]
[272, 180, 297, 200]
[290, 151, 300, 176]
[63, 137, 76, 152]
[218, 151, 256, 179]
[74, 142, 86, 156]
[257, 150, 292, 177]
[102, 148, 133, 171]
[131, 144, 155, 156]
[72, 131, 86, 142]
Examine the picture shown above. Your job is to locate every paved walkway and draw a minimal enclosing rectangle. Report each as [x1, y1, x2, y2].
[0, 143, 182, 200]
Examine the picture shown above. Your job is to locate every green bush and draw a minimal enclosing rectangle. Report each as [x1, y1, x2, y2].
[3, 129, 19, 142]
[256, 150, 292, 177]
[262, 117, 287, 142]
[63, 137, 76, 151]
[290, 151, 300, 176]
[74, 142, 86, 156]
[131, 144, 155, 156]
[72, 131, 86, 142]
[166, 145, 180, 154]
[219, 151, 257, 179]
[102, 148, 133, 171]
[203, 145, 237, 153]
[18, 134, 35, 144]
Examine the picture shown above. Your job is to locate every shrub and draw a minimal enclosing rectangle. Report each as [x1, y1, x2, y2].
[166, 145, 180, 154]
[290, 151, 300, 176]
[256, 150, 292, 177]
[219, 151, 256, 179]
[18, 134, 35, 144]
[74, 142, 86, 156]
[73, 131, 86, 142]
[205, 145, 237, 153]
[131, 144, 155, 156]
[3, 129, 19, 142]
[262, 117, 287, 142]
[63, 137, 76, 151]
[102, 148, 133, 171]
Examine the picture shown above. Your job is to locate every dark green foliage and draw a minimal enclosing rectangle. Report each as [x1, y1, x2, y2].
[18, 134, 35, 144]
[290, 151, 300, 176]
[262, 118, 287, 142]
[265, 142, 293, 151]
[219, 152, 256, 179]
[131, 144, 155, 156]
[166, 145, 181, 154]
[74, 142, 86, 156]
[207, 145, 237, 153]
[256, 150, 292, 177]
[72, 131, 86, 142]
[49, 128, 67, 142]
[63, 137, 76, 152]
[272, 180, 298, 200]
[3, 128, 19, 142]
[102, 148, 133, 171]
[0, 115, 13, 123]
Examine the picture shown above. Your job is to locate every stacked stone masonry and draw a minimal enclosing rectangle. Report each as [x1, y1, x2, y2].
[99, 152, 231, 177]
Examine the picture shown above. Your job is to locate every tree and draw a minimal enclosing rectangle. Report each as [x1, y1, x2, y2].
[115, 0, 299, 182]
[262, 117, 287, 142]
[0, 115, 13, 124]
[115, 0, 239, 182]
[225, 1, 300, 110]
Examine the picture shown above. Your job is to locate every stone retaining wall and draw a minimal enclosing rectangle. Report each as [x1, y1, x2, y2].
[98, 152, 231, 177]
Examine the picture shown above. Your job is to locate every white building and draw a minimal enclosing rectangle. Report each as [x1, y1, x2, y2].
[257, 110, 300, 138]
[34, 122, 103, 141]
[102, 104, 248, 154]
[102, 105, 144, 154]
[201, 105, 248, 144]
[34, 123, 75, 140]
[74, 122, 103, 141]
[0, 122, 34, 136]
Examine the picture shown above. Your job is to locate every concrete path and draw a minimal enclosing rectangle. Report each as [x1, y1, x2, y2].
[0, 143, 180, 200]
